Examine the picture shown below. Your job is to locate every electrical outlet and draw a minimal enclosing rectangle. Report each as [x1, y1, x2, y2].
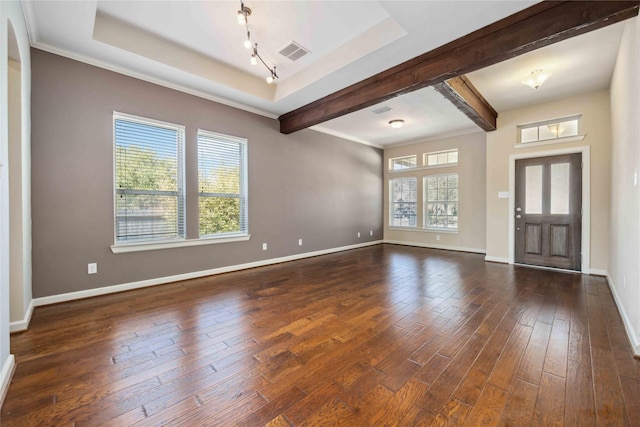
[298, 239, 303, 246]
[88, 263, 97, 274]
[262, 243, 267, 251]
[357, 232, 361, 238]
[436, 235, 440, 241]
[369, 230, 373, 236]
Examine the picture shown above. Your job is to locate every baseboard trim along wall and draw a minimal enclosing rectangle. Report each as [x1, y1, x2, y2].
[384, 240, 486, 254]
[589, 269, 608, 276]
[9, 299, 35, 333]
[484, 255, 509, 263]
[0, 355, 16, 407]
[32, 240, 384, 309]
[607, 273, 640, 358]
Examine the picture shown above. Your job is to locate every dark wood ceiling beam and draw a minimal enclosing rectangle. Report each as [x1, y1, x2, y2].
[434, 75, 497, 132]
[279, 1, 640, 134]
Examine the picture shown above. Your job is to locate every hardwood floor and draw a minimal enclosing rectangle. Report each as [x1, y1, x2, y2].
[2, 244, 639, 426]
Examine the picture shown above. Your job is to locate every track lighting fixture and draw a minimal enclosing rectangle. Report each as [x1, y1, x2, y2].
[237, 3, 250, 26]
[236, 1, 278, 84]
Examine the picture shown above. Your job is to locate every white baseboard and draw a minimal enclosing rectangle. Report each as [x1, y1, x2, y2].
[9, 299, 34, 333]
[606, 274, 640, 358]
[589, 268, 608, 276]
[0, 354, 16, 406]
[484, 255, 509, 264]
[384, 240, 486, 254]
[33, 240, 384, 307]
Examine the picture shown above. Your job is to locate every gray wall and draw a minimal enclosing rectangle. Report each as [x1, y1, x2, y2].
[31, 49, 383, 298]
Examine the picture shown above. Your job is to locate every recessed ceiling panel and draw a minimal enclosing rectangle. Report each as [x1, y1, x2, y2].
[96, 1, 392, 81]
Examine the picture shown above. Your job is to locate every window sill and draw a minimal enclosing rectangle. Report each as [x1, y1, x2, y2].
[111, 234, 251, 254]
[388, 163, 458, 173]
[388, 227, 458, 234]
[513, 135, 585, 149]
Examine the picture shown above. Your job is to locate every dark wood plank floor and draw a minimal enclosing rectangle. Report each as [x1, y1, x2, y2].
[2, 244, 639, 426]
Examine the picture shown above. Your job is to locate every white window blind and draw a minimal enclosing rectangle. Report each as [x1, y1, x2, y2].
[198, 130, 248, 237]
[114, 113, 185, 244]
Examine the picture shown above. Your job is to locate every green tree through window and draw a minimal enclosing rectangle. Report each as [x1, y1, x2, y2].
[114, 114, 185, 243]
[198, 131, 248, 237]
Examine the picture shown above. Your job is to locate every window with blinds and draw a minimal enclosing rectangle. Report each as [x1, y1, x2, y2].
[197, 130, 248, 237]
[114, 113, 185, 244]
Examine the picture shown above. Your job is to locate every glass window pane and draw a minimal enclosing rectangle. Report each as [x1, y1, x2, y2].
[521, 127, 538, 143]
[556, 119, 578, 138]
[448, 151, 458, 164]
[423, 174, 458, 230]
[538, 124, 557, 141]
[438, 176, 447, 189]
[198, 131, 248, 237]
[550, 163, 570, 214]
[525, 165, 543, 214]
[427, 154, 437, 166]
[437, 153, 448, 164]
[390, 155, 416, 170]
[114, 115, 184, 244]
[390, 178, 417, 227]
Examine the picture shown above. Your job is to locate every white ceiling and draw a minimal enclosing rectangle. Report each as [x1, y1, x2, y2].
[22, 1, 627, 147]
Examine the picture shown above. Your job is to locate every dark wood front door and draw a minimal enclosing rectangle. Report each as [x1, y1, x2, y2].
[515, 153, 582, 271]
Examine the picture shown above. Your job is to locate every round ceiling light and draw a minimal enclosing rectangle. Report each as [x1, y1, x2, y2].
[389, 119, 405, 129]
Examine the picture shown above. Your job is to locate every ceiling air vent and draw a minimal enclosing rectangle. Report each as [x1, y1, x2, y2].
[278, 41, 310, 62]
[371, 106, 392, 114]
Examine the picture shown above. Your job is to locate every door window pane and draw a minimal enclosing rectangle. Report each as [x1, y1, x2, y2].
[525, 165, 543, 214]
[550, 163, 570, 214]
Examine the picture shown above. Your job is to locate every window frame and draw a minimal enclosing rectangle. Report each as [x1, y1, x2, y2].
[113, 112, 186, 246]
[389, 177, 418, 228]
[517, 115, 581, 145]
[424, 173, 459, 231]
[197, 129, 249, 239]
[388, 155, 418, 171]
[423, 149, 458, 168]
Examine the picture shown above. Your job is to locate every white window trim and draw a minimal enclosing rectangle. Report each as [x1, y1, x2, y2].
[388, 163, 458, 174]
[113, 111, 186, 246]
[388, 155, 418, 171]
[517, 114, 581, 144]
[111, 234, 251, 253]
[388, 227, 458, 234]
[513, 134, 585, 149]
[423, 148, 459, 168]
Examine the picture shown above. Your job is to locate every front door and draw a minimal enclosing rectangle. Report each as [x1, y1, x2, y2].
[515, 153, 582, 271]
